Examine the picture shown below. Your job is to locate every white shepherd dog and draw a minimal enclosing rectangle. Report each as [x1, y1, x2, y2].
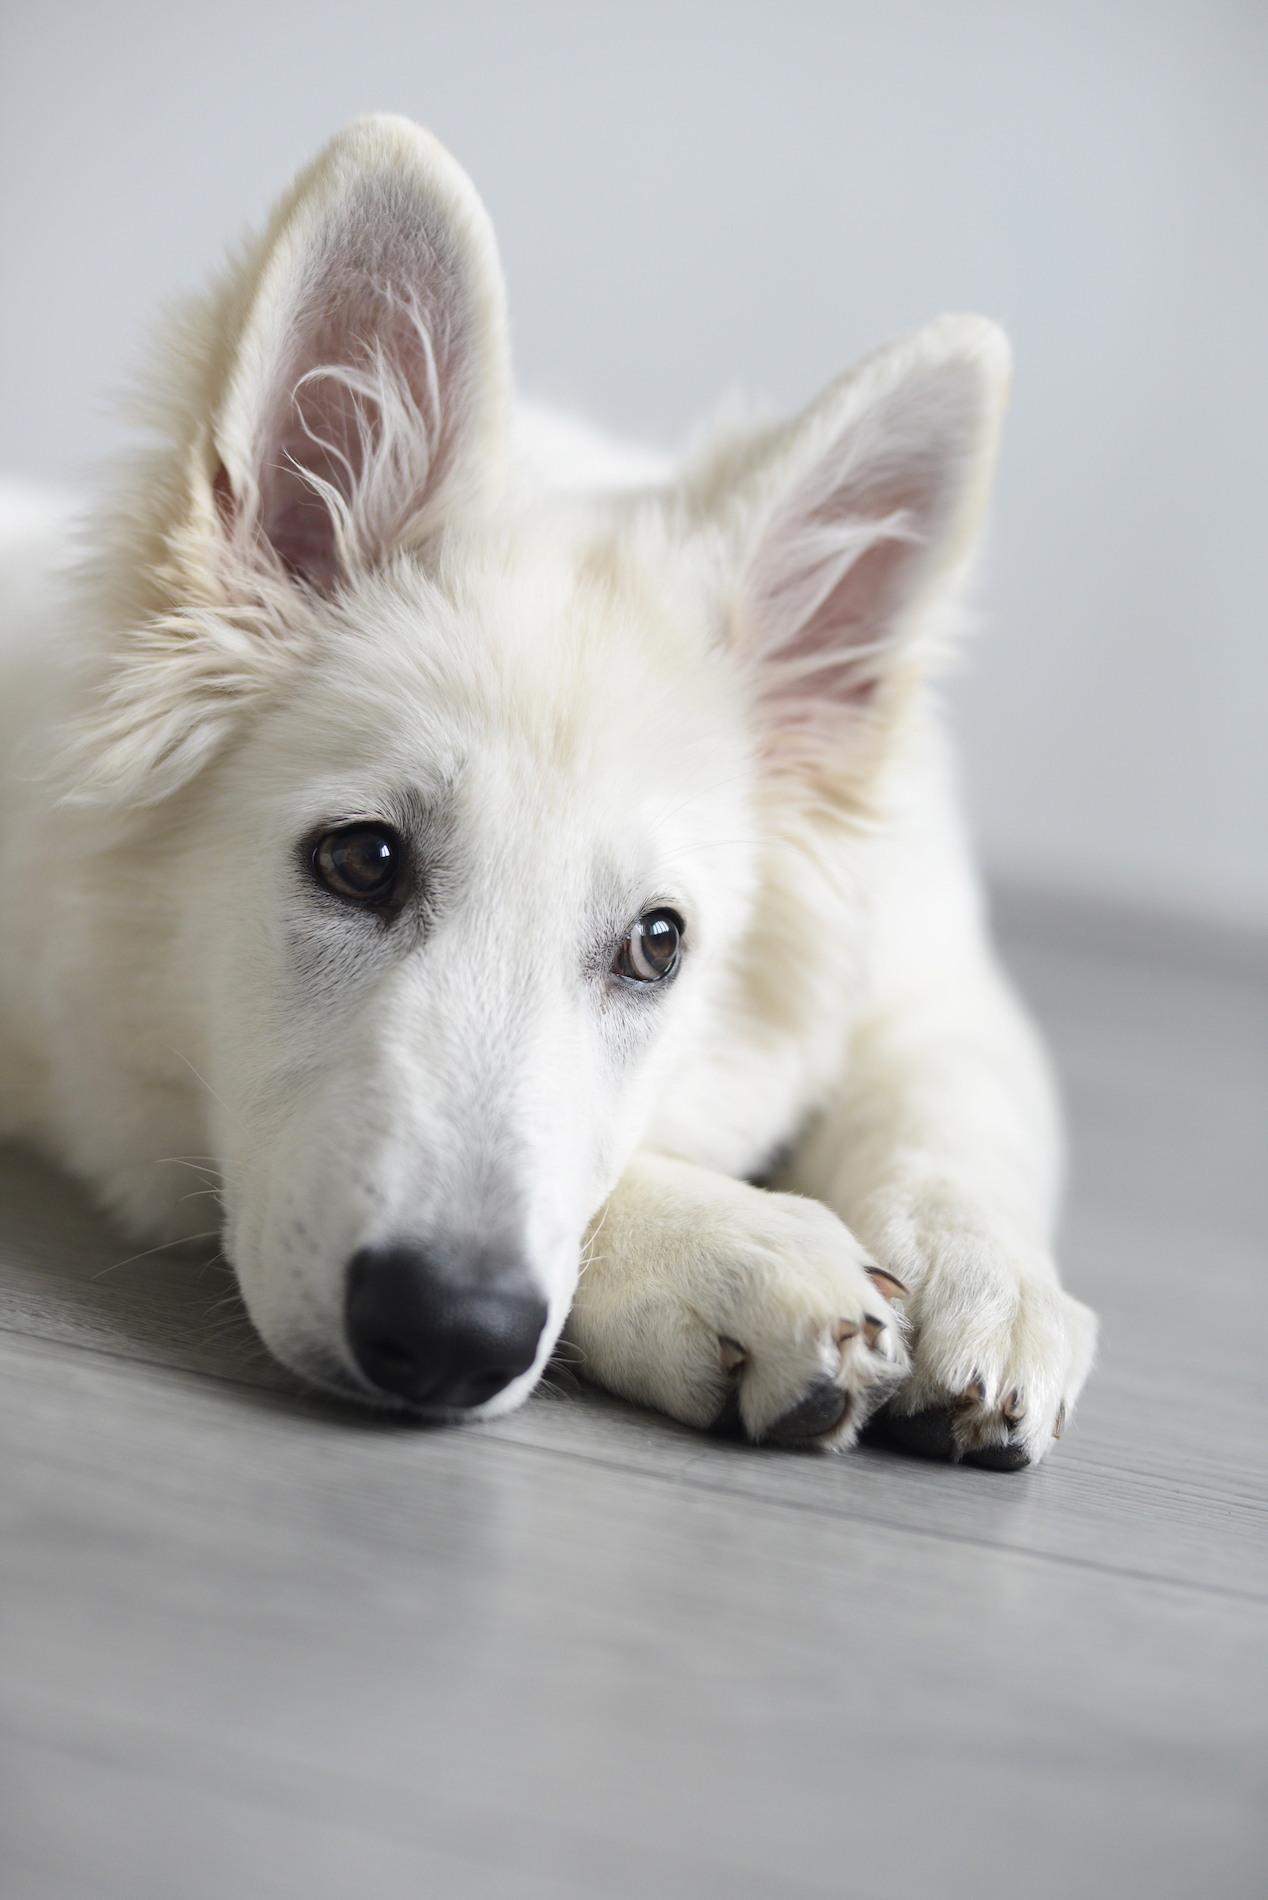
[0, 116, 1096, 1467]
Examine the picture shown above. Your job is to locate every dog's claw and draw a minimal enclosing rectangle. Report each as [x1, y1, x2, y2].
[865, 1266, 909, 1302]
[1003, 1387, 1026, 1422]
[1053, 1400, 1066, 1439]
[861, 1312, 887, 1349]
[718, 1336, 747, 1373]
[959, 1376, 986, 1406]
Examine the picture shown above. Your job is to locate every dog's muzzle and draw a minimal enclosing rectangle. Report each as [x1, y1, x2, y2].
[345, 1242, 548, 1409]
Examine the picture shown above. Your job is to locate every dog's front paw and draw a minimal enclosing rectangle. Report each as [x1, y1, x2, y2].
[565, 1159, 909, 1448]
[864, 1209, 1097, 1469]
[703, 1194, 911, 1447]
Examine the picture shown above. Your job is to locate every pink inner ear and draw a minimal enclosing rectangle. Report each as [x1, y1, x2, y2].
[742, 355, 987, 746]
[263, 375, 370, 593]
[747, 434, 952, 729]
[240, 253, 475, 595]
[205, 132, 511, 605]
[254, 295, 455, 594]
[775, 531, 918, 707]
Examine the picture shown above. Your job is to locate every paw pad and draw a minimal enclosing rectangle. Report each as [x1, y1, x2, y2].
[762, 1377, 850, 1446]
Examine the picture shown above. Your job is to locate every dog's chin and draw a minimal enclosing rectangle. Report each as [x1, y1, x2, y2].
[262, 1335, 548, 1424]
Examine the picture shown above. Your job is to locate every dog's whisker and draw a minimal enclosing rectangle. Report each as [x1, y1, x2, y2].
[653, 834, 766, 866]
[153, 1159, 224, 1186]
[644, 763, 758, 832]
[166, 1049, 250, 1139]
[576, 1202, 612, 1285]
[92, 1231, 222, 1280]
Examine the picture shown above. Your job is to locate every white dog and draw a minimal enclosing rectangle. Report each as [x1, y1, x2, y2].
[0, 116, 1095, 1466]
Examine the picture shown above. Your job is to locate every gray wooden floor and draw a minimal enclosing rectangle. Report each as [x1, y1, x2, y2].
[2, 890, 1265, 1900]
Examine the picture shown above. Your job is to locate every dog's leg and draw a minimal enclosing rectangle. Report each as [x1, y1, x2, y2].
[563, 1154, 908, 1446]
[779, 956, 1098, 1468]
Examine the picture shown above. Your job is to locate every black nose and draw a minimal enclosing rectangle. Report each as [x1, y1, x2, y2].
[345, 1243, 548, 1409]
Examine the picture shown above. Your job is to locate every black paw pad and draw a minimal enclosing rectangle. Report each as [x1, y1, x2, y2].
[863, 1403, 956, 1460]
[863, 1402, 1032, 1472]
[708, 1382, 747, 1440]
[763, 1378, 849, 1446]
[962, 1440, 1031, 1472]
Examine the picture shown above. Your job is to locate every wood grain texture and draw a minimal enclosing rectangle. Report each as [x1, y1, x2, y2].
[2, 893, 1265, 1899]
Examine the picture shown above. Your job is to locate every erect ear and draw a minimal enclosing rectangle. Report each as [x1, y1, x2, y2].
[712, 315, 1011, 769]
[205, 114, 510, 594]
[59, 119, 511, 810]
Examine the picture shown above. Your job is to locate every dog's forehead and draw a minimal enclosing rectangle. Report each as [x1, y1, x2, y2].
[261, 520, 753, 853]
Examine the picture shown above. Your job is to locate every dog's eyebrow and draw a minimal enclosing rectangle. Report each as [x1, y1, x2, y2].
[586, 863, 688, 937]
[321, 776, 456, 839]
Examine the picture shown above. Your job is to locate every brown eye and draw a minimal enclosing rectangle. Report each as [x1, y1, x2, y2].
[614, 909, 683, 983]
[313, 825, 399, 903]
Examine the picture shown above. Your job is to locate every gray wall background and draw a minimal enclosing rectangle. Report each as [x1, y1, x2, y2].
[2, 1, 1264, 926]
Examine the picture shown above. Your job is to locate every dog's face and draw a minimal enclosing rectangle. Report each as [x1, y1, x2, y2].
[197, 531, 757, 1408]
[74, 116, 1007, 1412]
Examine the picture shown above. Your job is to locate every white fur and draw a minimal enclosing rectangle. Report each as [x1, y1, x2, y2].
[0, 116, 1095, 1462]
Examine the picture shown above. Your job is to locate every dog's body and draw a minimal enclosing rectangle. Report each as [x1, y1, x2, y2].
[0, 117, 1094, 1465]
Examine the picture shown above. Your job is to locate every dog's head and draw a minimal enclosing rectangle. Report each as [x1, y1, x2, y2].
[68, 117, 1008, 1414]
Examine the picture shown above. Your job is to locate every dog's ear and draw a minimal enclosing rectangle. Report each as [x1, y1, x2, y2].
[62, 119, 512, 808]
[706, 315, 1010, 776]
[204, 114, 509, 594]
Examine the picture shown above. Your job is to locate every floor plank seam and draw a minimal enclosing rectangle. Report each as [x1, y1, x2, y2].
[6, 1322, 1265, 1602]
[477, 1432, 1268, 1605]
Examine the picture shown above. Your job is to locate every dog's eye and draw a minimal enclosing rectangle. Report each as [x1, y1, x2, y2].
[613, 909, 683, 983]
[313, 825, 399, 903]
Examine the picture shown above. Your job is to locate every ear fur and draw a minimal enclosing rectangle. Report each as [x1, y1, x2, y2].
[65, 115, 510, 807]
[696, 315, 1011, 785]
[211, 115, 510, 594]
